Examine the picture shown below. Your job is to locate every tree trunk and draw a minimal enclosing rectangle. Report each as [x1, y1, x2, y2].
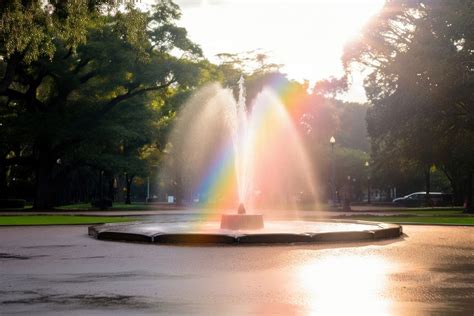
[108, 176, 116, 202]
[125, 174, 133, 204]
[425, 170, 431, 206]
[33, 148, 55, 209]
[0, 159, 7, 199]
[342, 180, 352, 212]
[465, 172, 473, 213]
[98, 170, 104, 201]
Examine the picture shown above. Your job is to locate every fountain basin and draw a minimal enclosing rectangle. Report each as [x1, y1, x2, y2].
[89, 219, 402, 245]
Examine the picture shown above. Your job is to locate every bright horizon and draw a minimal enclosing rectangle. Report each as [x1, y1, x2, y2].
[163, 0, 385, 103]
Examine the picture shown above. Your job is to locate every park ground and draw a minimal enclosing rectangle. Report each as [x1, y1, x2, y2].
[0, 223, 473, 315]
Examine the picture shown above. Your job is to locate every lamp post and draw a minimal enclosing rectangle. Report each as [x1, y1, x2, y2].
[365, 161, 371, 204]
[343, 175, 352, 211]
[352, 177, 356, 201]
[330, 136, 336, 206]
[146, 177, 150, 202]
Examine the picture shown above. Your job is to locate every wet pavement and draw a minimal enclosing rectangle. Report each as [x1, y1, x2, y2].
[0, 224, 473, 315]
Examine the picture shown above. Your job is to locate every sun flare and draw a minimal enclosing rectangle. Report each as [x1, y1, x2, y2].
[175, 0, 384, 100]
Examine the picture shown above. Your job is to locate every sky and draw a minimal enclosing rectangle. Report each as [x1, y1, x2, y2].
[138, 0, 385, 102]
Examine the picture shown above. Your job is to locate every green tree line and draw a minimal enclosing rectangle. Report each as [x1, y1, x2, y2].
[343, 0, 473, 212]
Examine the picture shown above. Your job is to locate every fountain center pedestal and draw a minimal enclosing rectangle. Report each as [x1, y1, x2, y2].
[220, 204, 264, 230]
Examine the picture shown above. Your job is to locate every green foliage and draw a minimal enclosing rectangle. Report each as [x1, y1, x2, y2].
[0, 1, 209, 208]
[0, 1, 50, 62]
[0, 199, 26, 209]
[214, 50, 282, 95]
[0, 215, 135, 226]
[0, 0, 100, 63]
[334, 147, 369, 184]
[343, 0, 474, 207]
[334, 101, 370, 152]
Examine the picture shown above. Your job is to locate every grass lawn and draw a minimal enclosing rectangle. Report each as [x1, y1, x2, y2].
[0, 215, 137, 226]
[387, 208, 465, 216]
[352, 216, 474, 225]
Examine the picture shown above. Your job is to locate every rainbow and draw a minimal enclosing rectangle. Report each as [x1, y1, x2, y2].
[193, 139, 238, 214]
[191, 77, 315, 224]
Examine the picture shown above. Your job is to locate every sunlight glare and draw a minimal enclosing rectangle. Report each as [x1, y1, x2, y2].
[178, 0, 384, 89]
[293, 251, 393, 314]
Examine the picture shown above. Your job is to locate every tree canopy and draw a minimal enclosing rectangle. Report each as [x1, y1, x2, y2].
[0, 0, 209, 207]
[343, 0, 473, 210]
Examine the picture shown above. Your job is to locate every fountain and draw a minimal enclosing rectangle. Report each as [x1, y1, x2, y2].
[221, 203, 264, 230]
[89, 78, 402, 244]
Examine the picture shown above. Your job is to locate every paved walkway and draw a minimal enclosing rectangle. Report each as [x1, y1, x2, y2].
[1, 224, 473, 315]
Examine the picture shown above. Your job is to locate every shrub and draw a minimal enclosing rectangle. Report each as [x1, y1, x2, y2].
[0, 199, 26, 209]
[91, 199, 113, 210]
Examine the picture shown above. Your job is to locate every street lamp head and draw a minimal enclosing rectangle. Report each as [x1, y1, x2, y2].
[330, 136, 336, 144]
[365, 161, 369, 167]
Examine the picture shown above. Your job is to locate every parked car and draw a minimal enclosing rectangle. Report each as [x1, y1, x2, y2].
[392, 192, 453, 206]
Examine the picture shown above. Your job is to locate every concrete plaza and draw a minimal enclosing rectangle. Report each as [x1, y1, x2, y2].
[1, 224, 473, 315]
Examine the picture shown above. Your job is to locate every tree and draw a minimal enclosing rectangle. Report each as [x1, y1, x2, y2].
[343, 0, 474, 211]
[0, 1, 206, 208]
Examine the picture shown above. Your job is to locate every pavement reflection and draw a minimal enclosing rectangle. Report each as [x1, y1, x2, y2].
[294, 253, 393, 314]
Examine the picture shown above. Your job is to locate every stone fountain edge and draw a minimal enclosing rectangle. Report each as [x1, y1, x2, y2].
[88, 220, 403, 245]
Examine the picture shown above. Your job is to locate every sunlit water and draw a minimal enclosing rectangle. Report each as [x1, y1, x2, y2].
[162, 80, 317, 213]
[108, 220, 380, 235]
